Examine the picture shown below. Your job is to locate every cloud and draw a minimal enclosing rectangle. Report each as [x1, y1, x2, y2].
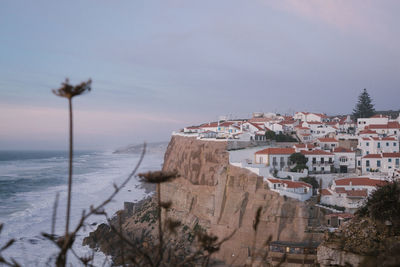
[264, 0, 399, 49]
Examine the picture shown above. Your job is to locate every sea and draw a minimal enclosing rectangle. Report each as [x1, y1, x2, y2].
[0, 148, 165, 266]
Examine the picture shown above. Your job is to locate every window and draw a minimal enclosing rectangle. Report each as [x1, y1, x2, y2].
[396, 159, 399, 166]
[321, 158, 325, 163]
[395, 143, 397, 147]
[366, 151, 369, 155]
[366, 142, 369, 146]
[366, 160, 370, 167]
[312, 157, 316, 164]
[358, 160, 361, 166]
[377, 160, 381, 167]
[386, 142, 389, 147]
[377, 142, 381, 148]
[389, 158, 392, 163]
[321, 167, 325, 171]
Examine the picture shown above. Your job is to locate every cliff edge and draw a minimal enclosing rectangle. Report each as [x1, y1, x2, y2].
[160, 136, 320, 264]
[84, 135, 322, 265]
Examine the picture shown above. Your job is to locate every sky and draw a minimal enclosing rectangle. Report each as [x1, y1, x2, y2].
[0, 0, 399, 150]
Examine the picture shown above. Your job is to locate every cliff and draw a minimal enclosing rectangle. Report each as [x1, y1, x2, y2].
[84, 135, 322, 265]
[160, 136, 321, 264]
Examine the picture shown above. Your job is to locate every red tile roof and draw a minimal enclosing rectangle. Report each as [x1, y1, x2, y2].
[294, 143, 315, 149]
[334, 177, 387, 187]
[200, 122, 218, 127]
[359, 129, 377, 135]
[320, 189, 332, 196]
[362, 154, 382, 159]
[335, 187, 346, 193]
[366, 122, 400, 130]
[333, 147, 354, 153]
[255, 147, 295, 155]
[382, 153, 400, 158]
[346, 189, 368, 197]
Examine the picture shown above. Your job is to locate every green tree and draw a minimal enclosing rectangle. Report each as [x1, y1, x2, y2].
[299, 176, 319, 189]
[356, 181, 400, 228]
[264, 130, 276, 140]
[353, 88, 375, 120]
[289, 152, 308, 171]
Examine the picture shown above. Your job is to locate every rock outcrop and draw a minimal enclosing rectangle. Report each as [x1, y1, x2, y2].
[161, 136, 321, 265]
[84, 135, 322, 265]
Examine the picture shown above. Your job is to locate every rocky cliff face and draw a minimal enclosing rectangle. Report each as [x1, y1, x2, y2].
[160, 136, 321, 265]
[83, 135, 322, 265]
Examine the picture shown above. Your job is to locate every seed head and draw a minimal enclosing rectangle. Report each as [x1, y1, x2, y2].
[52, 78, 92, 99]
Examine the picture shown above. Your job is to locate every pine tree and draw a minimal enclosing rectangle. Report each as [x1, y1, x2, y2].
[353, 88, 375, 119]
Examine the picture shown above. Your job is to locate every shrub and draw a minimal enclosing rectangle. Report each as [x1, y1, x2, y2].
[356, 181, 400, 228]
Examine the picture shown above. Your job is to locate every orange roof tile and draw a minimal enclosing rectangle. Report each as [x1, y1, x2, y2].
[334, 177, 387, 187]
[333, 147, 354, 153]
[382, 153, 400, 158]
[320, 189, 332, 196]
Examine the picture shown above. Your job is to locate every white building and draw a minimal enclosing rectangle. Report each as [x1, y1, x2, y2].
[301, 150, 334, 173]
[320, 177, 387, 212]
[267, 178, 313, 201]
[254, 148, 295, 171]
[357, 114, 389, 131]
[294, 112, 328, 122]
[364, 121, 400, 139]
[333, 147, 356, 173]
[358, 136, 399, 156]
[361, 152, 400, 173]
[293, 143, 315, 152]
[316, 138, 339, 151]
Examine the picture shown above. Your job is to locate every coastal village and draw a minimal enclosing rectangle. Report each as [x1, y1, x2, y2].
[175, 111, 400, 228]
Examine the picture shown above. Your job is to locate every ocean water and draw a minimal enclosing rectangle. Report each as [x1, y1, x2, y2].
[0, 149, 164, 266]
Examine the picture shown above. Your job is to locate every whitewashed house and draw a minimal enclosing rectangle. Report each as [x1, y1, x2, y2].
[242, 122, 265, 134]
[358, 136, 399, 156]
[294, 112, 328, 123]
[254, 148, 295, 171]
[320, 177, 387, 212]
[338, 115, 355, 133]
[333, 147, 356, 173]
[365, 121, 400, 139]
[357, 114, 389, 131]
[358, 129, 379, 138]
[267, 178, 313, 201]
[305, 122, 337, 138]
[293, 143, 315, 152]
[316, 138, 339, 151]
[361, 152, 400, 174]
[301, 150, 334, 173]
